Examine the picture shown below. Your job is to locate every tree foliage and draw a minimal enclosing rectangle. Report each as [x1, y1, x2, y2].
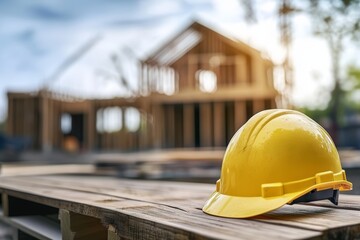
[307, 0, 360, 142]
[345, 65, 360, 109]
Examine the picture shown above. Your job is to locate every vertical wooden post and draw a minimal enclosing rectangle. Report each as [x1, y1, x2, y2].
[59, 209, 107, 240]
[48, 98, 54, 151]
[234, 101, 246, 130]
[52, 101, 58, 149]
[226, 102, 235, 143]
[108, 225, 121, 240]
[253, 99, 264, 114]
[139, 103, 149, 150]
[187, 55, 195, 91]
[6, 93, 13, 135]
[183, 104, 194, 148]
[236, 55, 247, 84]
[24, 96, 31, 138]
[200, 103, 212, 147]
[41, 93, 51, 152]
[2, 193, 9, 217]
[174, 105, 183, 148]
[213, 102, 225, 147]
[139, 62, 143, 95]
[88, 103, 95, 151]
[152, 104, 164, 148]
[165, 104, 175, 148]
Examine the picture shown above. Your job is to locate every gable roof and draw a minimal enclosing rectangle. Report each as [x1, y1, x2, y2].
[144, 20, 268, 66]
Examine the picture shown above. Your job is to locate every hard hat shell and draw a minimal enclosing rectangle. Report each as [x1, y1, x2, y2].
[203, 109, 352, 218]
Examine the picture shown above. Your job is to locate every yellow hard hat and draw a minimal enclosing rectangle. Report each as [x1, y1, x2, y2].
[203, 109, 352, 218]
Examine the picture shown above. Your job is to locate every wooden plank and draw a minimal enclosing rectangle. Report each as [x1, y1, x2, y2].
[3, 175, 360, 239]
[107, 225, 121, 240]
[253, 99, 265, 114]
[225, 102, 235, 143]
[1, 193, 8, 217]
[0, 176, 321, 239]
[256, 204, 360, 232]
[182, 104, 194, 148]
[1, 193, 60, 240]
[164, 104, 175, 148]
[6, 94, 13, 135]
[236, 55, 247, 83]
[149, 88, 277, 103]
[174, 105, 184, 148]
[200, 103, 212, 147]
[59, 209, 107, 240]
[187, 55, 195, 90]
[88, 104, 95, 151]
[234, 101, 246, 130]
[2, 215, 61, 240]
[152, 104, 164, 148]
[41, 95, 50, 152]
[1, 176, 212, 203]
[106, 204, 319, 240]
[213, 102, 225, 147]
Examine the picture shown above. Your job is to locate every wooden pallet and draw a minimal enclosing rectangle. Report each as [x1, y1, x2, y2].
[0, 175, 360, 239]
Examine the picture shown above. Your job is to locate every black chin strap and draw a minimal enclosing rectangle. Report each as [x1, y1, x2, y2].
[289, 189, 339, 205]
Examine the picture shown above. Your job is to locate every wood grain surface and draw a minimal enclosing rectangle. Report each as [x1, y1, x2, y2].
[0, 175, 359, 239]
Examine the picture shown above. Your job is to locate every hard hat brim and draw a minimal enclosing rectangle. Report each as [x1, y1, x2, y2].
[202, 180, 352, 218]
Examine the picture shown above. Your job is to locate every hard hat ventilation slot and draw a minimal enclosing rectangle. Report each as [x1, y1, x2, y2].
[289, 189, 339, 205]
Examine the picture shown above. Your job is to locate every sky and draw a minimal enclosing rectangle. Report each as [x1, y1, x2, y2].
[0, 0, 359, 122]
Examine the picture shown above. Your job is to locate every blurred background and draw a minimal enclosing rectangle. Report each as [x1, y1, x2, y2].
[1, 1, 360, 236]
[1, 0, 360, 188]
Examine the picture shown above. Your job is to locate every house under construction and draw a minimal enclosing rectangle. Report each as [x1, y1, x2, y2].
[6, 21, 278, 152]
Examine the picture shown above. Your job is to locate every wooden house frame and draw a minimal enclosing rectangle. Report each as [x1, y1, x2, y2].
[7, 21, 278, 152]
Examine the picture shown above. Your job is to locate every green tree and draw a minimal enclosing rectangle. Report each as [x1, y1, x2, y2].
[299, 64, 360, 129]
[308, 0, 360, 142]
[345, 65, 360, 109]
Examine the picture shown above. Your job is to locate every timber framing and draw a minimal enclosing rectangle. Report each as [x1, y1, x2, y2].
[7, 20, 278, 152]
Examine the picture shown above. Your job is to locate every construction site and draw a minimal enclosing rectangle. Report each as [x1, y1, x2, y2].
[2, 1, 360, 238]
[6, 21, 278, 153]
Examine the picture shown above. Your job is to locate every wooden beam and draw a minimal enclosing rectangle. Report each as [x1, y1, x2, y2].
[107, 225, 121, 240]
[152, 104, 164, 148]
[88, 103, 95, 151]
[234, 101, 246, 130]
[213, 102, 225, 147]
[253, 99, 265, 114]
[41, 95, 50, 152]
[6, 93, 13, 135]
[183, 104, 194, 148]
[236, 55, 247, 83]
[174, 105, 183, 148]
[200, 103, 212, 147]
[165, 105, 175, 148]
[59, 209, 107, 240]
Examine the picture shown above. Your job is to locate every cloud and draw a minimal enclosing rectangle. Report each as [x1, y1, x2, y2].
[29, 5, 73, 21]
[1, 0, 360, 123]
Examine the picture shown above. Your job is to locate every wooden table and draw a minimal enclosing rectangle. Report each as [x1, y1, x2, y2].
[0, 175, 360, 240]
